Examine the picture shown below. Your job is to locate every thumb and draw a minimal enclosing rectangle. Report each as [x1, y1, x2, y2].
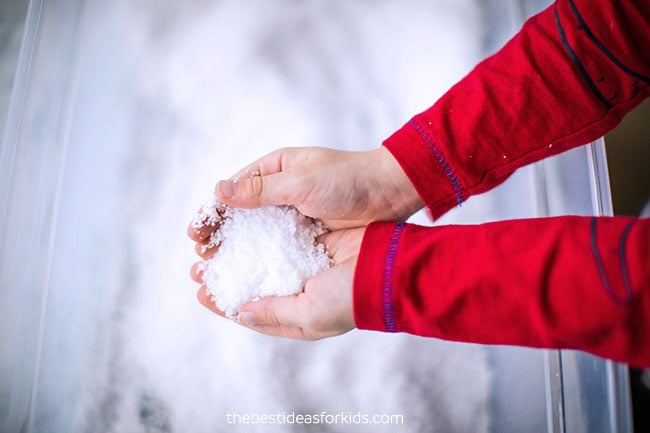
[237, 296, 303, 328]
[215, 173, 292, 208]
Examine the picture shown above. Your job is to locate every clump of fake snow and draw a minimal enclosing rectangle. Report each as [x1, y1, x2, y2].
[192, 196, 331, 317]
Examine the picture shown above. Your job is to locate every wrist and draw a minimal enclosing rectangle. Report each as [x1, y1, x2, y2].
[372, 146, 424, 221]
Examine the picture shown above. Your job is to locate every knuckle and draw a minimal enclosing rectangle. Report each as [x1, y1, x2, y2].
[259, 299, 282, 326]
[242, 176, 264, 200]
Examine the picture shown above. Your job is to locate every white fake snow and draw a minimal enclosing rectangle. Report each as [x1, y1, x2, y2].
[195, 197, 330, 316]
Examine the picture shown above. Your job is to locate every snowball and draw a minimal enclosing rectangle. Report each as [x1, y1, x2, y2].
[197, 197, 331, 317]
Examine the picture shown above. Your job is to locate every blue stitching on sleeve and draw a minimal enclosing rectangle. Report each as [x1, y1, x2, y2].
[567, 0, 650, 84]
[383, 222, 406, 332]
[617, 219, 636, 300]
[554, 1, 611, 108]
[407, 118, 465, 206]
[589, 217, 635, 306]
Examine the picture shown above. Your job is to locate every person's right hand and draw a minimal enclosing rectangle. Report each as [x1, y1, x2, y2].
[210, 146, 423, 231]
[194, 227, 364, 340]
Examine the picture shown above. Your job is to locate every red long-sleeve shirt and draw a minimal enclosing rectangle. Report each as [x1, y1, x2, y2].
[353, 0, 650, 366]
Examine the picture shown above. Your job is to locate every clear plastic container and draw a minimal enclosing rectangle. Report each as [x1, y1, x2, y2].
[0, 0, 632, 432]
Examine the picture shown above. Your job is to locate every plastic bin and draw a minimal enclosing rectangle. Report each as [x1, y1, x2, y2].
[0, 0, 633, 432]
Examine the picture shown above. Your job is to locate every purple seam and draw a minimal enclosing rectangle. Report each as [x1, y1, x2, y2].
[383, 222, 406, 332]
[589, 217, 634, 307]
[407, 118, 465, 206]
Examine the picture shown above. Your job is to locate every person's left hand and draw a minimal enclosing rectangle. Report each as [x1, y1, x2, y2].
[192, 227, 364, 340]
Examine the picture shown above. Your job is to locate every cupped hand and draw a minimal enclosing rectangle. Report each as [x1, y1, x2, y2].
[187, 145, 416, 338]
[194, 227, 365, 340]
[187, 146, 422, 245]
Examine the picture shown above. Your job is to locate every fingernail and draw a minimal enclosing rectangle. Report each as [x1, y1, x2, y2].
[218, 180, 235, 199]
[238, 311, 257, 327]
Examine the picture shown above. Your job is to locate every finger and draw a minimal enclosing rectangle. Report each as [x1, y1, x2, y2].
[195, 239, 219, 260]
[231, 148, 290, 180]
[187, 217, 214, 242]
[237, 295, 305, 329]
[213, 148, 287, 205]
[236, 294, 343, 341]
[317, 228, 364, 263]
[215, 172, 298, 209]
[197, 286, 226, 318]
[187, 206, 221, 242]
[215, 147, 307, 208]
[240, 323, 310, 340]
[190, 261, 205, 283]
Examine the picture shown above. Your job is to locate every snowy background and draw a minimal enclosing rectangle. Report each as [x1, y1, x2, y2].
[2, 0, 558, 432]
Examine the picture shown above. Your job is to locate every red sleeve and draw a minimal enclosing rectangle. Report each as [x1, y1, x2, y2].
[354, 217, 650, 367]
[383, 0, 650, 219]
[352, 0, 650, 363]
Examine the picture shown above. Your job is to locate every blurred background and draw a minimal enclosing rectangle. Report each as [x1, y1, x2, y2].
[605, 99, 650, 217]
[1, 0, 646, 432]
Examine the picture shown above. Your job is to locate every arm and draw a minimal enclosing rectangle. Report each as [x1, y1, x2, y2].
[192, 0, 650, 362]
[355, 217, 650, 367]
[384, 0, 650, 219]
[354, 0, 650, 365]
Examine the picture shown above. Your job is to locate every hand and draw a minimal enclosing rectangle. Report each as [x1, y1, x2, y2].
[193, 228, 364, 340]
[189, 147, 421, 238]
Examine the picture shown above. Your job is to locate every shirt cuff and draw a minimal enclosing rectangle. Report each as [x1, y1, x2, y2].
[383, 114, 464, 220]
[353, 221, 406, 332]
